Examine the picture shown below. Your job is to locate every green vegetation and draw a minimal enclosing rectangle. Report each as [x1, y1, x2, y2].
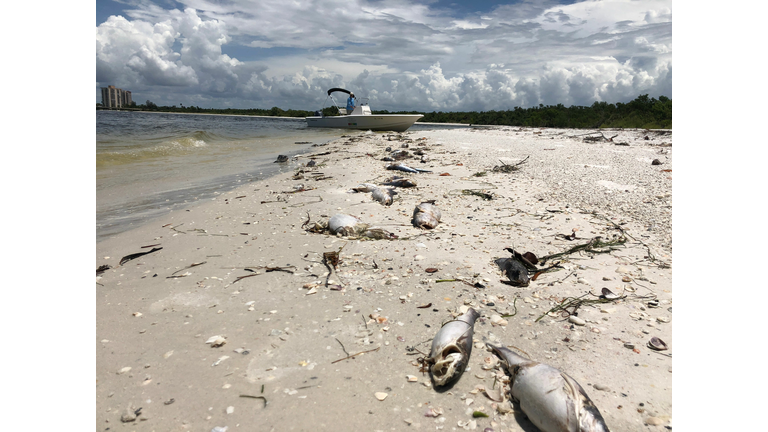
[104, 94, 671, 129]
[378, 95, 671, 129]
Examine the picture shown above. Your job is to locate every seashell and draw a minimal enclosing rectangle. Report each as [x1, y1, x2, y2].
[647, 337, 668, 351]
[374, 392, 388, 401]
[205, 335, 227, 347]
[484, 387, 503, 402]
[568, 316, 586, 326]
[406, 375, 418, 382]
[600, 288, 619, 299]
[424, 407, 443, 417]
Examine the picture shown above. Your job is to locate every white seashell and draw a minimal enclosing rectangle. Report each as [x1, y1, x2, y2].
[205, 336, 227, 347]
[374, 392, 388, 401]
[226, 406, 234, 414]
[163, 351, 174, 359]
[406, 375, 418, 382]
[117, 367, 131, 374]
[568, 316, 586, 326]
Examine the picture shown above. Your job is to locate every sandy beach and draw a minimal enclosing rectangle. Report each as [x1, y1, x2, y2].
[95, 126, 672, 431]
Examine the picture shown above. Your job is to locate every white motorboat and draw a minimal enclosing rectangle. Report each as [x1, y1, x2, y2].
[306, 88, 423, 132]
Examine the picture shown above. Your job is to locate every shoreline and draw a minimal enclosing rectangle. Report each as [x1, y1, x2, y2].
[96, 126, 672, 431]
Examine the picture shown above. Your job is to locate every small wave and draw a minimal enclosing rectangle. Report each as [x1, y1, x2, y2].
[97, 133, 212, 167]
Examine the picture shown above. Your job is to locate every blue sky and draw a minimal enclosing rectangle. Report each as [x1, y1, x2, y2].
[96, 0, 672, 111]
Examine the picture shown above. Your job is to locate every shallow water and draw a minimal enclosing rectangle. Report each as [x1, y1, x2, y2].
[96, 111, 467, 242]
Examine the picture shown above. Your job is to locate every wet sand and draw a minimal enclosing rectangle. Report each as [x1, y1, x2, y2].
[95, 126, 672, 431]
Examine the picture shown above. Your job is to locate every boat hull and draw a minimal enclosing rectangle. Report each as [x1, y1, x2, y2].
[305, 114, 423, 132]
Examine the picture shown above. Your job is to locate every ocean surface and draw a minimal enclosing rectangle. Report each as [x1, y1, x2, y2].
[96, 111, 466, 242]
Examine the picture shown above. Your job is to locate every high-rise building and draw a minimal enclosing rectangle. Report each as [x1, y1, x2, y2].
[101, 85, 133, 108]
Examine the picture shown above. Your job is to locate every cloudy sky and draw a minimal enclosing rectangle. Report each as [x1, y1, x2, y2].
[96, 0, 672, 111]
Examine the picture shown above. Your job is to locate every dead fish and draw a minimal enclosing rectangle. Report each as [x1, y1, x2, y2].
[328, 214, 368, 236]
[487, 344, 610, 432]
[495, 248, 537, 286]
[413, 202, 441, 229]
[362, 228, 397, 240]
[383, 177, 417, 188]
[351, 183, 378, 193]
[387, 163, 432, 174]
[371, 187, 395, 206]
[427, 308, 480, 387]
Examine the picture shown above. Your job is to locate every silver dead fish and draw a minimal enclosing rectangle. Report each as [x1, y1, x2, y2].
[413, 202, 441, 229]
[486, 344, 610, 432]
[386, 163, 432, 174]
[426, 308, 479, 387]
[371, 187, 395, 206]
[322, 214, 396, 239]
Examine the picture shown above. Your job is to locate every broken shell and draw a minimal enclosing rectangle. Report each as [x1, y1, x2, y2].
[205, 335, 227, 347]
[601, 288, 619, 299]
[406, 375, 418, 382]
[484, 387, 503, 402]
[374, 392, 388, 401]
[647, 337, 669, 351]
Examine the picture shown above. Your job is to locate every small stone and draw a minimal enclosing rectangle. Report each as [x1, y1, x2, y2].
[624, 342, 635, 349]
[621, 276, 632, 282]
[414, 255, 426, 261]
[120, 408, 137, 423]
[226, 406, 234, 414]
[594, 384, 610, 391]
[568, 316, 586, 326]
[374, 392, 388, 401]
[496, 401, 513, 414]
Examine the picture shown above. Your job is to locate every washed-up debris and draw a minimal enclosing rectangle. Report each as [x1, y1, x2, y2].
[119, 247, 163, 266]
[205, 335, 227, 347]
[371, 187, 395, 206]
[240, 394, 268, 407]
[331, 346, 380, 364]
[422, 308, 479, 387]
[492, 156, 528, 173]
[487, 344, 610, 432]
[383, 176, 417, 188]
[96, 264, 111, 275]
[536, 291, 655, 322]
[170, 261, 206, 276]
[538, 235, 626, 265]
[413, 201, 441, 229]
[351, 183, 378, 193]
[462, 189, 494, 200]
[495, 248, 536, 287]
[274, 155, 289, 163]
[387, 163, 432, 174]
[306, 213, 397, 240]
[647, 337, 668, 351]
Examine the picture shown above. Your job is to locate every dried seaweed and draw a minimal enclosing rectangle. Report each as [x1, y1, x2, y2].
[492, 155, 529, 173]
[537, 235, 626, 265]
[535, 291, 656, 322]
[119, 247, 163, 266]
[462, 189, 494, 200]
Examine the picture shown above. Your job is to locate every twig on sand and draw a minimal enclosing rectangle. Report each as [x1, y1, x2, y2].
[171, 261, 206, 275]
[239, 394, 268, 407]
[332, 346, 381, 364]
